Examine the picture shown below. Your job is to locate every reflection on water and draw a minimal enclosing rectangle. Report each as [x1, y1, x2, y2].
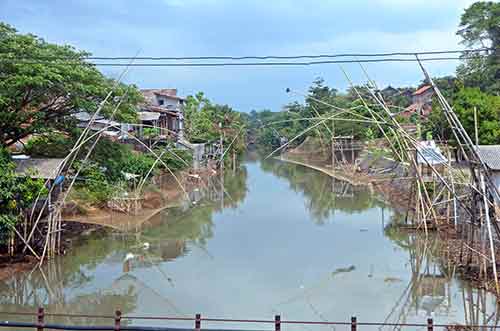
[260, 159, 381, 224]
[0, 159, 499, 329]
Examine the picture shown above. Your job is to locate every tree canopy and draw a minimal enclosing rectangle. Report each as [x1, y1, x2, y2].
[456, 1, 500, 94]
[0, 23, 143, 146]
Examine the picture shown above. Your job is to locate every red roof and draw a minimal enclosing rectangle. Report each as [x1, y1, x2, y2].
[413, 85, 432, 96]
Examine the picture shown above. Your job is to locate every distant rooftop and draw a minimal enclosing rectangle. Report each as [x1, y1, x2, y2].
[141, 89, 186, 103]
[73, 111, 104, 122]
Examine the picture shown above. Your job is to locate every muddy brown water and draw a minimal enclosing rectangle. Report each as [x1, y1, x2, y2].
[0, 159, 499, 330]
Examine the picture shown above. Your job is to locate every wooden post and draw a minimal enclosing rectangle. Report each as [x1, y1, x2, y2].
[427, 318, 433, 331]
[37, 307, 44, 331]
[195, 313, 201, 331]
[331, 119, 335, 170]
[219, 122, 224, 171]
[351, 132, 354, 170]
[47, 193, 52, 259]
[233, 151, 236, 173]
[114, 310, 121, 331]
[274, 315, 281, 331]
[351, 316, 357, 331]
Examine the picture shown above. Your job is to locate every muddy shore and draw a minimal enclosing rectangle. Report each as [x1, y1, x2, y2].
[0, 168, 220, 278]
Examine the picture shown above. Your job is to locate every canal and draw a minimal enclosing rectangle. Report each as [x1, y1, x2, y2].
[0, 158, 498, 329]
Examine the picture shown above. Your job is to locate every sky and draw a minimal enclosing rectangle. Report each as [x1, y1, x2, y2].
[0, 0, 478, 112]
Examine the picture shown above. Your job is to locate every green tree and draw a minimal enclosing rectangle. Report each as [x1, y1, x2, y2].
[425, 87, 500, 144]
[453, 88, 500, 144]
[456, 1, 500, 94]
[25, 132, 75, 157]
[0, 23, 142, 147]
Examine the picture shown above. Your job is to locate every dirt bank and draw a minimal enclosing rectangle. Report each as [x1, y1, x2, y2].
[0, 166, 223, 278]
[278, 151, 412, 211]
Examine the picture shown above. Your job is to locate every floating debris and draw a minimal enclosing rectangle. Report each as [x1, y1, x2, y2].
[331, 265, 355, 277]
[384, 277, 402, 283]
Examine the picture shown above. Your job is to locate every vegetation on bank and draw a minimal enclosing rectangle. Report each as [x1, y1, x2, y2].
[0, 148, 47, 243]
[248, 1, 500, 150]
[245, 78, 385, 150]
[184, 92, 247, 163]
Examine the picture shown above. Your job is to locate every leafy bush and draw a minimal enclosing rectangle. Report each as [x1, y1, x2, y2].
[121, 152, 156, 177]
[158, 148, 193, 171]
[73, 162, 115, 206]
[0, 148, 47, 244]
[25, 132, 75, 158]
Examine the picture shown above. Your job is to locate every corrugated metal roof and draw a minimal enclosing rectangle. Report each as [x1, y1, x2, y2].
[478, 145, 500, 170]
[138, 111, 161, 121]
[14, 158, 65, 179]
[73, 111, 104, 121]
[416, 140, 447, 165]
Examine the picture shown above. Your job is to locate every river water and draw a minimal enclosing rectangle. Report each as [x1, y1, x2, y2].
[1, 158, 499, 330]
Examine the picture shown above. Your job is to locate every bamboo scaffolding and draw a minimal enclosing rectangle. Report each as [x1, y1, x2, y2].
[24, 63, 136, 257]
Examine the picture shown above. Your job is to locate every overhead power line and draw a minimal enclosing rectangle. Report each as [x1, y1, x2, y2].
[0, 55, 493, 67]
[0, 47, 494, 61]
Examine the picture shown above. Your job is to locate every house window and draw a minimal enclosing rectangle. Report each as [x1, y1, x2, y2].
[158, 99, 164, 106]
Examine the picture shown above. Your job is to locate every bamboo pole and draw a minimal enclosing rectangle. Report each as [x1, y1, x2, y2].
[9, 225, 40, 260]
[480, 172, 500, 296]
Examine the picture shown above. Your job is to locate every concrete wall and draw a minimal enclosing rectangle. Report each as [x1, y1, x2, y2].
[413, 89, 433, 106]
[156, 96, 181, 109]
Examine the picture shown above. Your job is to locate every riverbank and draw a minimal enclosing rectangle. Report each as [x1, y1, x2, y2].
[0, 167, 219, 277]
[277, 153, 411, 211]
[275, 156, 372, 187]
